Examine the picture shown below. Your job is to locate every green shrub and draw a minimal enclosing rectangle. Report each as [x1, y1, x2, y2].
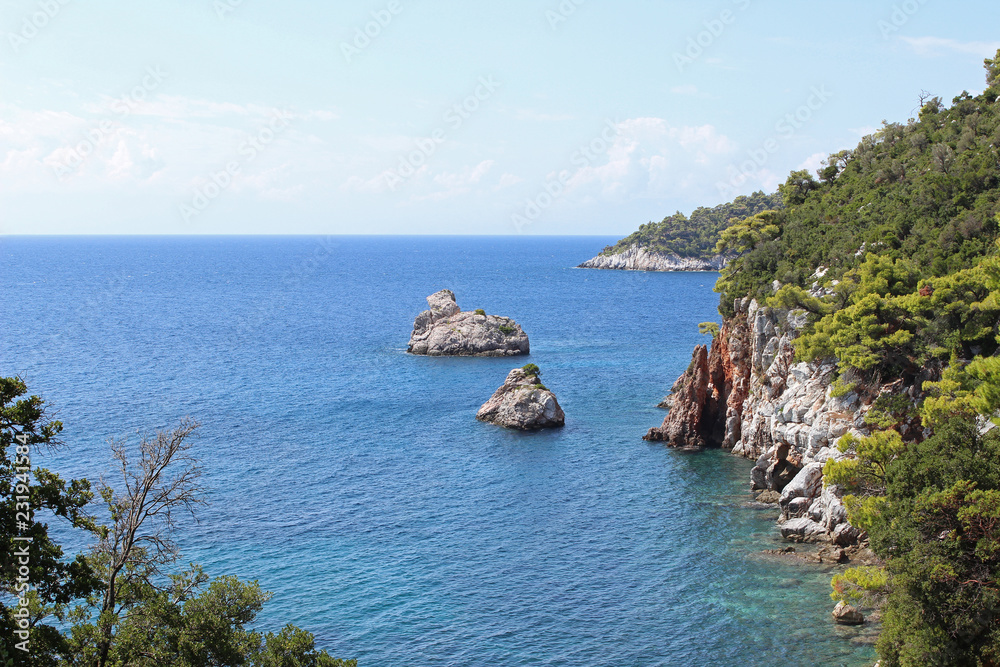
[698, 322, 720, 338]
[474, 309, 486, 315]
[521, 363, 541, 377]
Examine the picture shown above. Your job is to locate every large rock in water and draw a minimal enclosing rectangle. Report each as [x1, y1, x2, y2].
[832, 601, 865, 626]
[407, 290, 529, 357]
[643, 342, 729, 448]
[477, 368, 565, 430]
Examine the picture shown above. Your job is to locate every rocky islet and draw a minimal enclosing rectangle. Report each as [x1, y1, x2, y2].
[476, 366, 566, 430]
[407, 289, 530, 357]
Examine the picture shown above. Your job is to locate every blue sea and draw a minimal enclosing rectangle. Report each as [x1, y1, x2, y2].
[0, 236, 876, 666]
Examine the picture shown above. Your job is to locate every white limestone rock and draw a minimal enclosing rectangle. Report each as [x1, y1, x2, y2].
[476, 368, 565, 430]
[408, 290, 530, 357]
[577, 245, 732, 272]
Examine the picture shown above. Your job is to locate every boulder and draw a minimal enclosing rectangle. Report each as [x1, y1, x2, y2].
[766, 457, 802, 493]
[756, 490, 781, 504]
[408, 290, 529, 357]
[832, 522, 864, 547]
[787, 496, 812, 516]
[832, 601, 865, 626]
[779, 516, 827, 542]
[476, 368, 565, 430]
[778, 462, 825, 512]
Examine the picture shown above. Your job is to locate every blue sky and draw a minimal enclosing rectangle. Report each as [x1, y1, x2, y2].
[1, 0, 998, 235]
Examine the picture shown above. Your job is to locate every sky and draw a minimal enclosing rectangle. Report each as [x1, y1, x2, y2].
[1, 0, 998, 236]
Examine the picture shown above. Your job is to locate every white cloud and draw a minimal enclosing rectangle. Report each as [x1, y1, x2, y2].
[412, 160, 497, 201]
[512, 108, 575, 122]
[0, 94, 335, 199]
[564, 117, 735, 201]
[900, 36, 1000, 57]
[797, 152, 827, 176]
[495, 173, 523, 190]
[340, 173, 390, 194]
[670, 84, 699, 96]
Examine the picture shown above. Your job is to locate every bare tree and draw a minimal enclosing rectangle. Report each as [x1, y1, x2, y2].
[93, 418, 204, 667]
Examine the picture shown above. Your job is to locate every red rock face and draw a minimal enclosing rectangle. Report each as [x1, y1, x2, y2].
[644, 313, 751, 449]
[643, 344, 710, 446]
[721, 315, 751, 449]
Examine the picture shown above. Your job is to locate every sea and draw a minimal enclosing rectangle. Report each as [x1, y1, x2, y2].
[0, 236, 876, 666]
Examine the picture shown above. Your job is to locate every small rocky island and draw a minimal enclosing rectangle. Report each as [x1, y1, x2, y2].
[407, 290, 530, 357]
[477, 364, 565, 430]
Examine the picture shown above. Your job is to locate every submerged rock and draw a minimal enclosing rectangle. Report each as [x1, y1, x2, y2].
[476, 367, 565, 430]
[407, 290, 529, 357]
[756, 490, 782, 504]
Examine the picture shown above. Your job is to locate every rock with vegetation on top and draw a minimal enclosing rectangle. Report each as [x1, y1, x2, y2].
[476, 365, 565, 430]
[407, 290, 529, 357]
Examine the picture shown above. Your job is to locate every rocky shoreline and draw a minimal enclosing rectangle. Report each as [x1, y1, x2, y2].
[645, 297, 915, 550]
[577, 244, 731, 271]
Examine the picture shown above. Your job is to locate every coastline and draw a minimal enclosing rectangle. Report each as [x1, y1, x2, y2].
[577, 244, 731, 272]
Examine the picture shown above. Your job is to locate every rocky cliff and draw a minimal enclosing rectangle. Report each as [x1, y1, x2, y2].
[578, 245, 730, 272]
[646, 298, 914, 545]
[477, 367, 565, 430]
[408, 290, 530, 357]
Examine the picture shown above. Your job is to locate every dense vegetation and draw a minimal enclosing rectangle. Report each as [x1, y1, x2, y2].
[0, 377, 355, 666]
[599, 190, 783, 259]
[716, 58, 1000, 326]
[721, 52, 1000, 665]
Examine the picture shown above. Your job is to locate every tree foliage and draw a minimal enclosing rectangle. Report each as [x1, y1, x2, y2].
[0, 377, 99, 664]
[714, 54, 1000, 322]
[716, 52, 1000, 664]
[698, 322, 720, 338]
[0, 378, 356, 666]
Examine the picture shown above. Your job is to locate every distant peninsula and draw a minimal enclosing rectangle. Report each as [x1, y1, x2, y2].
[577, 191, 782, 272]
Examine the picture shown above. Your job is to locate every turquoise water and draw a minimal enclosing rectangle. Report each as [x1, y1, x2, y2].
[0, 236, 875, 666]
